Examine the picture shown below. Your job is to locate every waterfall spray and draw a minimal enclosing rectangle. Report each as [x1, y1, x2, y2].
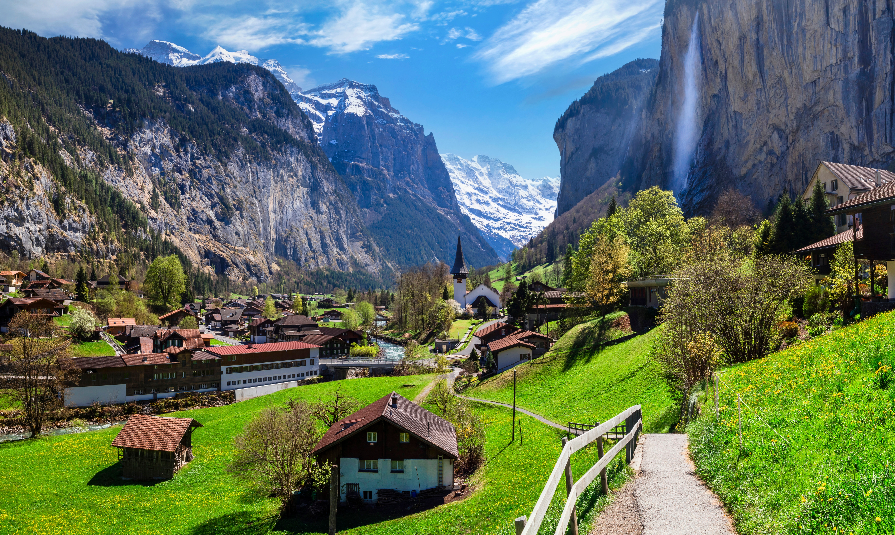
[672, 13, 701, 196]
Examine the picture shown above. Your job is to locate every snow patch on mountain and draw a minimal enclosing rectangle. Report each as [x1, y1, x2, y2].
[442, 154, 559, 260]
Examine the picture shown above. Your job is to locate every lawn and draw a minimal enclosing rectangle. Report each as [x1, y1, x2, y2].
[468, 317, 677, 433]
[69, 340, 116, 358]
[280, 401, 631, 535]
[687, 311, 895, 535]
[447, 319, 479, 341]
[0, 375, 434, 535]
[52, 314, 72, 328]
[209, 339, 231, 347]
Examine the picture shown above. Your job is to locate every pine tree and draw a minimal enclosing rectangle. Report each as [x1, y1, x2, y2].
[808, 181, 834, 243]
[769, 195, 795, 254]
[75, 265, 89, 302]
[442, 285, 450, 301]
[606, 196, 618, 218]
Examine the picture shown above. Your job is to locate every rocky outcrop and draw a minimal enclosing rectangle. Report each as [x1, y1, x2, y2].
[556, 0, 895, 217]
[553, 58, 658, 216]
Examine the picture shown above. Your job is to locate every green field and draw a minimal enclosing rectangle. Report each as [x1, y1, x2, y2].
[688, 311, 895, 535]
[0, 376, 435, 535]
[209, 339, 231, 347]
[69, 340, 116, 358]
[447, 319, 479, 341]
[468, 318, 677, 433]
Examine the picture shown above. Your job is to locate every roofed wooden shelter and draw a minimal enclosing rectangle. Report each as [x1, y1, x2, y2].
[111, 414, 202, 479]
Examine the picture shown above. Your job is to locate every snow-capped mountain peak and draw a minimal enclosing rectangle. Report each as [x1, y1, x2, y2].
[201, 46, 259, 66]
[442, 153, 559, 259]
[134, 40, 201, 67]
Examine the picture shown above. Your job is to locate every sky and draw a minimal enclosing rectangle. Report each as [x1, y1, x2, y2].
[3, 0, 664, 180]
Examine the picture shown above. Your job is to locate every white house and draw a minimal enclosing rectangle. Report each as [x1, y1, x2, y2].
[313, 392, 458, 503]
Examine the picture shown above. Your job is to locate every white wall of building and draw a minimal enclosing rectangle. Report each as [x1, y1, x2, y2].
[495, 346, 532, 371]
[339, 457, 454, 501]
[453, 277, 468, 308]
[466, 284, 501, 311]
[221, 350, 319, 391]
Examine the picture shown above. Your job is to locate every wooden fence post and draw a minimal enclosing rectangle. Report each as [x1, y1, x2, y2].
[514, 515, 527, 535]
[329, 464, 339, 535]
[597, 435, 608, 495]
[561, 437, 578, 535]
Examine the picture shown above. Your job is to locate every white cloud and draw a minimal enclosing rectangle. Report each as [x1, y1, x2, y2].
[456, 43, 468, 49]
[2, 0, 154, 42]
[429, 9, 467, 25]
[447, 27, 463, 40]
[201, 15, 309, 50]
[464, 27, 481, 41]
[311, 3, 419, 53]
[446, 26, 480, 43]
[376, 53, 409, 59]
[475, 0, 663, 84]
[285, 64, 315, 89]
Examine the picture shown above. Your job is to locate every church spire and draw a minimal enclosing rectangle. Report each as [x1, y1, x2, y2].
[450, 236, 469, 278]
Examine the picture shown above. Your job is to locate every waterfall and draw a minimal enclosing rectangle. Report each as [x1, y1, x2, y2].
[672, 13, 701, 196]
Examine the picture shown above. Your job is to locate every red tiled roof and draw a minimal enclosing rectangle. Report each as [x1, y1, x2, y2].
[0, 271, 26, 277]
[111, 414, 202, 452]
[475, 321, 508, 338]
[158, 308, 192, 320]
[313, 392, 458, 459]
[515, 330, 550, 340]
[299, 334, 337, 346]
[828, 176, 895, 214]
[487, 335, 535, 354]
[108, 318, 136, 327]
[203, 341, 319, 356]
[795, 226, 861, 253]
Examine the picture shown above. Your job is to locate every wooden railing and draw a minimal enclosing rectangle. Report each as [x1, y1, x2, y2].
[515, 405, 642, 535]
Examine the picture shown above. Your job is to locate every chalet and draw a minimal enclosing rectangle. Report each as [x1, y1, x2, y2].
[485, 336, 535, 371]
[319, 298, 339, 308]
[321, 309, 344, 321]
[117, 325, 159, 354]
[204, 341, 320, 391]
[28, 269, 51, 282]
[107, 318, 136, 336]
[300, 327, 364, 358]
[159, 308, 195, 327]
[450, 238, 501, 315]
[0, 271, 26, 292]
[241, 305, 264, 320]
[218, 308, 244, 335]
[474, 321, 515, 346]
[111, 414, 202, 480]
[249, 317, 274, 343]
[795, 227, 859, 278]
[801, 162, 895, 233]
[313, 392, 458, 504]
[475, 323, 552, 371]
[273, 314, 319, 342]
[23, 278, 70, 291]
[204, 308, 222, 329]
[90, 274, 134, 292]
[67, 351, 222, 406]
[0, 297, 65, 332]
[154, 329, 204, 353]
[21, 288, 71, 303]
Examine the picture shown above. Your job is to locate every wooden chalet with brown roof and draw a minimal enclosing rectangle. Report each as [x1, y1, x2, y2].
[801, 162, 895, 233]
[296, 327, 363, 358]
[158, 307, 195, 327]
[112, 415, 202, 480]
[314, 392, 457, 504]
[0, 297, 66, 332]
[0, 270, 26, 292]
[272, 314, 319, 342]
[107, 318, 136, 336]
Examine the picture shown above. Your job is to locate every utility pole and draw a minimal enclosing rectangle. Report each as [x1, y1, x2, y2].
[512, 370, 517, 442]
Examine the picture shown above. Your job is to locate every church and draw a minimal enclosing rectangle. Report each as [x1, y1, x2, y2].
[450, 237, 502, 315]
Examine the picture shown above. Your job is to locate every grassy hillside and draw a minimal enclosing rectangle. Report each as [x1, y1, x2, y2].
[468, 318, 677, 433]
[0, 376, 433, 535]
[688, 311, 895, 535]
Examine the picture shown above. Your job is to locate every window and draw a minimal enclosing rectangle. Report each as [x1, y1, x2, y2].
[399, 433, 409, 443]
[367, 432, 378, 443]
[361, 460, 378, 472]
[832, 179, 838, 191]
[362, 490, 373, 500]
[226, 368, 232, 374]
[391, 460, 404, 473]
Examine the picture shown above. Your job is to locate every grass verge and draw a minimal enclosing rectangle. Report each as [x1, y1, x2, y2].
[70, 340, 116, 358]
[468, 317, 677, 433]
[688, 310, 895, 535]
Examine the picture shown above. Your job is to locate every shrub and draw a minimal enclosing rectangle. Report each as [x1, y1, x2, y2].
[808, 313, 832, 337]
[803, 284, 830, 318]
[348, 343, 379, 359]
[778, 321, 799, 339]
[68, 306, 97, 341]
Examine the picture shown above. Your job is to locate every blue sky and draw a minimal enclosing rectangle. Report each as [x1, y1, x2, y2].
[5, 0, 664, 179]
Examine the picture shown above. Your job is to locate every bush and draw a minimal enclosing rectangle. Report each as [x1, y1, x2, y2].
[349, 343, 379, 359]
[778, 321, 799, 339]
[803, 284, 830, 318]
[808, 313, 833, 337]
[68, 306, 97, 341]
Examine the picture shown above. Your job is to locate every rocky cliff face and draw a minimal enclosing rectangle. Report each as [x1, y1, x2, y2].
[556, 0, 895, 217]
[633, 0, 895, 213]
[441, 153, 559, 260]
[553, 58, 658, 216]
[294, 80, 501, 268]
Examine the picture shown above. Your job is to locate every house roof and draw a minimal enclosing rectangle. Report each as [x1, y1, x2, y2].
[515, 330, 550, 341]
[190, 351, 222, 361]
[72, 355, 127, 369]
[108, 318, 136, 328]
[795, 226, 861, 253]
[121, 353, 172, 366]
[821, 162, 895, 192]
[249, 317, 273, 328]
[0, 270, 26, 277]
[299, 334, 338, 346]
[111, 414, 202, 452]
[275, 314, 317, 326]
[158, 308, 192, 320]
[487, 336, 536, 354]
[313, 392, 458, 459]
[828, 177, 895, 215]
[203, 341, 319, 357]
[450, 237, 469, 277]
[219, 309, 243, 321]
[475, 321, 509, 338]
[125, 325, 159, 339]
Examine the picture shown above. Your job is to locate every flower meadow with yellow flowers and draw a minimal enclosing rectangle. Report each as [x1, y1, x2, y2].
[688, 310, 895, 534]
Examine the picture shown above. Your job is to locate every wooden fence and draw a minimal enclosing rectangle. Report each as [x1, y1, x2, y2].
[516, 405, 642, 535]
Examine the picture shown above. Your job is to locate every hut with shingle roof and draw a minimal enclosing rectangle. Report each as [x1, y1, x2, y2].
[111, 414, 202, 479]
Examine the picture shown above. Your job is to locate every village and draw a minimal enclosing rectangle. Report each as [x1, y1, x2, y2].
[2, 160, 895, 535]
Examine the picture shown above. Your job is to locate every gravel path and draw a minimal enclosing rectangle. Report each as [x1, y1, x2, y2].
[591, 434, 735, 535]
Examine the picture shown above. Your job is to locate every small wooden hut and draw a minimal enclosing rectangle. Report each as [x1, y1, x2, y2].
[111, 414, 202, 480]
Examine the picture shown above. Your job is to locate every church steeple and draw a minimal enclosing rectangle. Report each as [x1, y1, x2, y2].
[450, 237, 469, 278]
